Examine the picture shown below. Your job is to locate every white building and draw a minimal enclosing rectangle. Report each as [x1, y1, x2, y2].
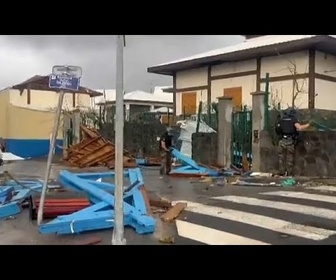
[93, 87, 173, 120]
[148, 35, 336, 115]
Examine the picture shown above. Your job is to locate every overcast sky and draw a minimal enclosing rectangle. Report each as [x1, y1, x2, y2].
[0, 35, 243, 92]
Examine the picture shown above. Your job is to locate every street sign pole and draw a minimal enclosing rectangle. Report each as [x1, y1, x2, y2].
[112, 35, 126, 245]
[37, 65, 82, 226]
[37, 90, 65, 226]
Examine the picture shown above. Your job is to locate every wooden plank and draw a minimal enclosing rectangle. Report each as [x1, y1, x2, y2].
[139, 186, 153, 216]
[75, 143, 112, 166]
[80, 147, 114, 167]
[72, 136, 102, 150]
[80, 126, 106, 146]
[161, 202, 187, 222]
[149, 198, 172, 209]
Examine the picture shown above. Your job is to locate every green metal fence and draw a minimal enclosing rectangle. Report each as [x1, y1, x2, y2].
[231, 107, 252, 168]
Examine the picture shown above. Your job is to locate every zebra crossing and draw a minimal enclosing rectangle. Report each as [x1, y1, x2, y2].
[173, 185, 336, 245]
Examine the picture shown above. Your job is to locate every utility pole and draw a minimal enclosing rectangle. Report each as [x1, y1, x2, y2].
[112, 35, 126, 245]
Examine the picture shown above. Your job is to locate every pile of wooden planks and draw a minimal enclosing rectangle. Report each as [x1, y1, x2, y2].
[63, 125, 137, 168]
[31, 198, 91, 219]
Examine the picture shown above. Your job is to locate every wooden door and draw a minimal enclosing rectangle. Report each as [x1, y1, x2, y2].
[181, 92, 197, 115]
[223, 87, 243, 110]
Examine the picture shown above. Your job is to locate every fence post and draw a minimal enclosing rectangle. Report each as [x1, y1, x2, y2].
[72, 109, 81, 144]
[264, 73, 270, 131]
[217, 96, 233, 167]
[251, 91, 267, 172]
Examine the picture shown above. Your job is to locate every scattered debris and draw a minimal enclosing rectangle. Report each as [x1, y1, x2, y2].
[161, 202, 187, 222]
[31, 198, 90, 220]
[198, 177, 213, 183]
[232, 179, 282, 187]
[169, 149, 219, 177]
[39, 168, 156, 235]
[0, 202, 21, 219]
[281, 178, 296, 187]
[149, 198, 172, 209]
[152, 208, 167, 214]
[248, 172, 273, 177]
[242, 154, 250, 173]
[2, 152, 25, 162]
[73, 235, 102, 245]
[139, 186, 153, 216]
[63, 125, 137, 168]
[0, 175, 43, 219]
[153, 217, 176, 244]
[136, 157, 161, 167]
[159, 236, 175, 244]
[216, 177, 227, 186]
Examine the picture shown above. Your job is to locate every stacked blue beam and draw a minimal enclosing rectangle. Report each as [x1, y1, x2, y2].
[38, 168, 156, 235]
[170, 148, 229, 177]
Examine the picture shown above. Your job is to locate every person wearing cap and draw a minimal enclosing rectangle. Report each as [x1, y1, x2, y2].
[159, 128, 174, 175]
[275, 108, 310, 176]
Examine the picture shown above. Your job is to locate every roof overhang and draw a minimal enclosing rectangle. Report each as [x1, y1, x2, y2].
[148, 35, 336, 76]
[97, 100, 173, 106]
[11, 75, 103, 97]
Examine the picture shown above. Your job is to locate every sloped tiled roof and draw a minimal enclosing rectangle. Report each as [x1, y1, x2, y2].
[11, 75, 102, 97]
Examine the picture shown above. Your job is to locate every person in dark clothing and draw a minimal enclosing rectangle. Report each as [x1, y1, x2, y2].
[275, 108, 310, 176]
[0, 138, 4, 166]
[159, 128, 173, 175]
[0, 138, 5, 152]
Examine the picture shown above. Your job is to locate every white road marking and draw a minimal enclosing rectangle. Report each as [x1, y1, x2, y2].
[212, 196, 336, 220]
[305, 185, 336, 193]
[176, 220, 269, 245]
[173, 200, 336, 241]
[261, 191, 336, 204]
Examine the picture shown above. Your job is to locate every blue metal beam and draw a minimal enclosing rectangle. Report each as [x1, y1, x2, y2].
[39, 168, 156, 235]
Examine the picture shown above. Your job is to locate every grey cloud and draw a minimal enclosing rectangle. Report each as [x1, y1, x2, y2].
[0, 35, 243, 91]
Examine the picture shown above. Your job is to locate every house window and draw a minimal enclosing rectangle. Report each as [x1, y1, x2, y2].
[181, 92, 197, 115]
[223, 87, 243, 111]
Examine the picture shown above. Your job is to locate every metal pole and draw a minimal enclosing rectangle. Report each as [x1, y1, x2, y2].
[264, 72, 270, 131]
[112, 35, 126, 245]
[37, 90, 65, 226]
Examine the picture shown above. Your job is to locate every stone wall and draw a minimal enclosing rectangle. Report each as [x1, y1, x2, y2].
[268, 109, 336, 143]
[269, 109, 336, 127]
[260, 130, 336, 177]
[100, 122, 167, 157]
[192, 132, 218, 166]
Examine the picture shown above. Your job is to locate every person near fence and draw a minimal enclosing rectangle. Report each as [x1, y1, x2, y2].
[159, 128, 174, 175]
[275, 108, 310, 176]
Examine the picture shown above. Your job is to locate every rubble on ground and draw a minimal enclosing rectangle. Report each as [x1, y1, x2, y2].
[63, 125, 137, 168]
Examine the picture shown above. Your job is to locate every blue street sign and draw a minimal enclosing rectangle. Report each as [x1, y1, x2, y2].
[49, 75, 81, 91]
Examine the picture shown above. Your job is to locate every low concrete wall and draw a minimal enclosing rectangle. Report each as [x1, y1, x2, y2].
[192, 132, 218, 166]
[260, 130, 336, 177]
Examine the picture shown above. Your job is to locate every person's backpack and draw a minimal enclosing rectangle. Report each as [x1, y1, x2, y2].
[275, 114, 282, 136]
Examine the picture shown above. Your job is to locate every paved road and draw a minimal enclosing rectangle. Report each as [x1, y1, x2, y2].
[3, 160, 336, 245]
[173, 185, 336, 245]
